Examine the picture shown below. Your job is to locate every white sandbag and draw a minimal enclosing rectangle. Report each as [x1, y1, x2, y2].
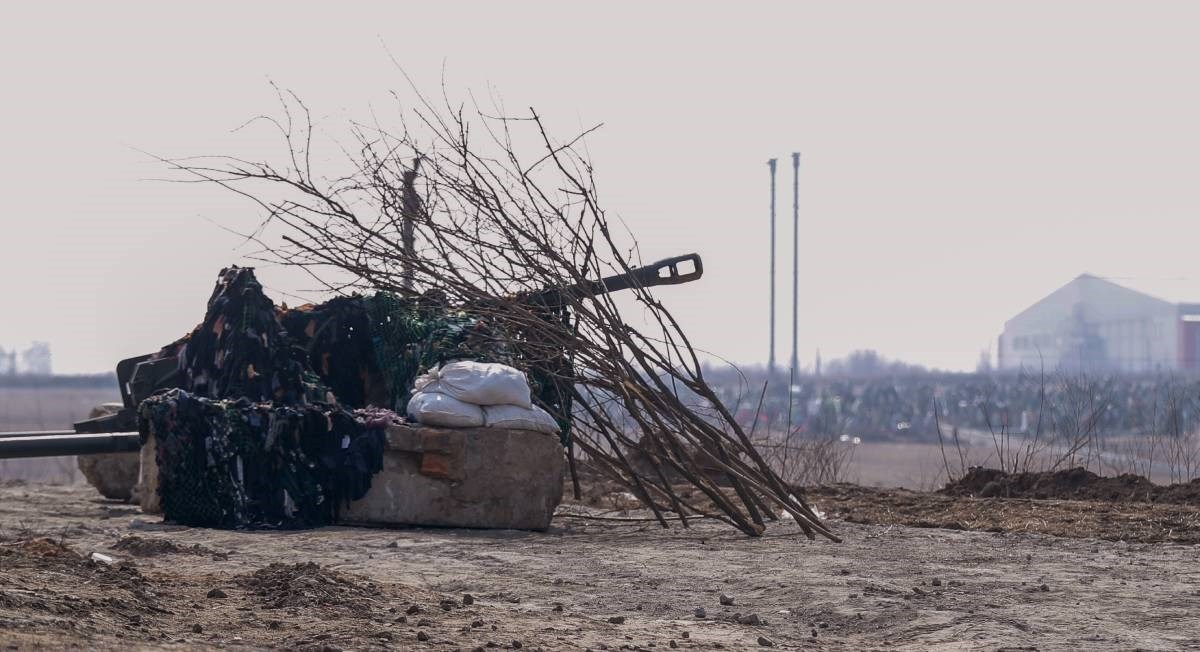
[414, 361, 532, 408]
[406, 391, 485, 428]
[483, 404, 560, 435]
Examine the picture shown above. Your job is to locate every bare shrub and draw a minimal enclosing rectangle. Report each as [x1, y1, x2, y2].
[162, 86, 837, 539]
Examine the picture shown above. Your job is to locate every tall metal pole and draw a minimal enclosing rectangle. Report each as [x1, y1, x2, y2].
[768, 158, 778, 376]
[791, 152, 800, 376]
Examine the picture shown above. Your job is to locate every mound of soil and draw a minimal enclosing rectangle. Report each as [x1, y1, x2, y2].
[940, 466, 1200, 503]
[0, 538, 164, 629]
[112, 535, 227, 559]
[807, 483, 1200, 542]
[235, 562, 382, 612]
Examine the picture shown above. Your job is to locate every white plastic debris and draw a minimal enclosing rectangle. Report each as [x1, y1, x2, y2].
[89, 552, 115, 565]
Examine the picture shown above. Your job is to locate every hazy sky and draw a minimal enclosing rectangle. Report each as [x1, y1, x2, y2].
[2, 2, 1199, 374]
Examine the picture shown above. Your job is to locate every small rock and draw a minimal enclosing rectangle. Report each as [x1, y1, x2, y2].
[417, 619, 432, 627]
[440, 598, 457, 611]
[416, 631, 429, 642]
[471, 620, 485, 628]
[757, 636, 775, 647]
[608, 616, 626, 624]
[669, 641, 678, 649]
[681, 631, 689, 638]
[206, 588, 227, 599]
[191, 624, 202, 634]
[694, 608, 707, 619]
[931, 578, 942, 587]
[1040, 584, 1050, 592]
[463, 593, 475, 605]
[553, 603, 564, 612]
[395, 616, 408, 624]
[512, 641, 523, 649]
[387, 540, 399, 548]
[737, 613, 761, 626]
[406, 604, 422, 615]
[718, 593, 735, 606]
[912, 587, 926, 595]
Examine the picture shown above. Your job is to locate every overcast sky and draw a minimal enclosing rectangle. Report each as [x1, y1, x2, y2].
[2, 2, 1198, 374]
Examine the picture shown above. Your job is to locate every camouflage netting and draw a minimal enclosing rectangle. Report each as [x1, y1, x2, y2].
[139, 390, 388, 529]
[138, 267, 390, 529]
[282, 289, 573, 445]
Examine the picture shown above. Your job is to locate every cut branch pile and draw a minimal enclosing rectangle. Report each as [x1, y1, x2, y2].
[167, 88, 838, 540]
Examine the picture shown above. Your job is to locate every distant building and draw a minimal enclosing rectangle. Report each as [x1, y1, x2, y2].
[998, 274, 1200, 374]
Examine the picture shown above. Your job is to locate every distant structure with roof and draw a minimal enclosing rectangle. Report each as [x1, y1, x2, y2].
[998, 274, 1200, 374]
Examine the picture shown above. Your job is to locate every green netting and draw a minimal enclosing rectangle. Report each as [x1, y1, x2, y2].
[364, 291, 573, 446]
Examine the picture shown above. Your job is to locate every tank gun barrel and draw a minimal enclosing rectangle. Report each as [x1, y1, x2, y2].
[533, 253, 703, 306]
[0, 431, 140, 459]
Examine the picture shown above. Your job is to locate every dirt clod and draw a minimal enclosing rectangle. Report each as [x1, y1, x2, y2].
[737, 613, 761, 625]
[234, 562, 380, 612]
[113, 535, 223, 558]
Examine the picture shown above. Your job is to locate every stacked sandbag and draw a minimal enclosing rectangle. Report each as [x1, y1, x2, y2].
[406, 360, 559, 435]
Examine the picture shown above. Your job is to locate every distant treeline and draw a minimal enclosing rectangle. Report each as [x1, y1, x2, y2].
[0, 373, 118, 389]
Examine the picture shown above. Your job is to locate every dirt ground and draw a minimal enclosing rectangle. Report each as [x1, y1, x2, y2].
[806, 483, 1200, 545]
[2, 483, 1198, 651]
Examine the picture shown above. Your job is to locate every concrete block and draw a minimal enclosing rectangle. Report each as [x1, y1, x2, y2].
[339, 424, 565, 531]
[77, 452, 139, 501]
[137, 423, 565, 530]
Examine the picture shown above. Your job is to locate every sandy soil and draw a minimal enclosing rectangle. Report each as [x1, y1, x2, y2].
[806, 484, 1200, 545]
[2, 483, 1199, 651]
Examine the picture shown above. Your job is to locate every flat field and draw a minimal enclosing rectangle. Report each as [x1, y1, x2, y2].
[1, 481, 1198, 651]
[0, 385, 120, 484]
